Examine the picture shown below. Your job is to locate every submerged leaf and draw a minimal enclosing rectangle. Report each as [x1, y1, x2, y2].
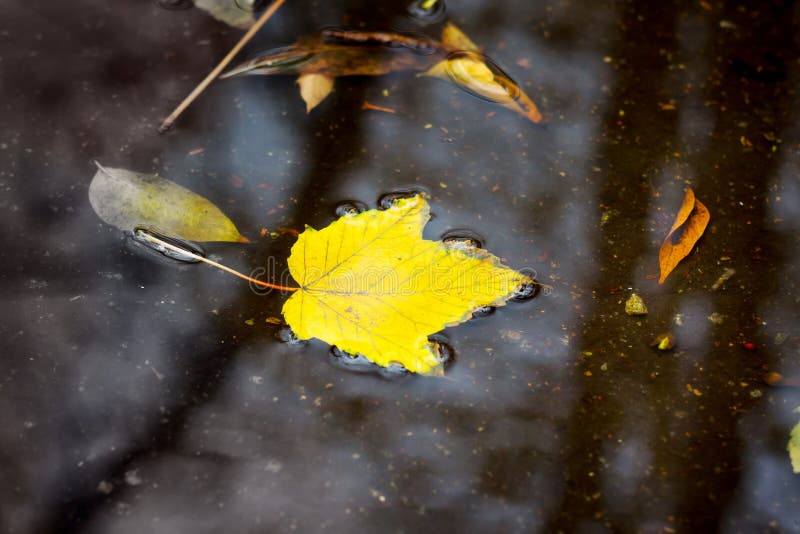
[194, 0, 256, 29]
[281, 195, 531, 374]
[424, 54, 514, 102]
[440, 22, 480, 51]
[88, 164, 248, 243]
[223, 24, 544, 123]
[790, 407, 800, 474]
[421, 52, 543, 123]
[658, 188, 710, 284]
[296, 73, 335, 112]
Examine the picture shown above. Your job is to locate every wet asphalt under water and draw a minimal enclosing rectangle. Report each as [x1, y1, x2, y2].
[1, 0, 799, 532]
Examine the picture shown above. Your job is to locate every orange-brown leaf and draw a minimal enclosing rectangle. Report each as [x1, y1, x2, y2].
[658, 188, 710, 284]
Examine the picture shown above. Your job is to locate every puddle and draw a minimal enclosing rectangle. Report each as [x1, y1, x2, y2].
[1, 0, 798, 532]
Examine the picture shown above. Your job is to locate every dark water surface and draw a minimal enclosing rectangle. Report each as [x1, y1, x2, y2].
[2, 0, 800, 532]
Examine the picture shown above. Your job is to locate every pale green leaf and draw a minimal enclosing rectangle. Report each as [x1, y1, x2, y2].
[790, 407, 800, 474]
[194, 0, 255, 29]
[88, 163, 248, 243]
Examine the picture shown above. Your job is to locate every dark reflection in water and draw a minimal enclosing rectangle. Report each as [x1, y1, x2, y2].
[0, 0, 799, 533]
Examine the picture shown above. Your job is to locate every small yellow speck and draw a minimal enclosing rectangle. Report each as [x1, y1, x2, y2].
[625, 293, 648, 315]
[686, 383, 702, 396]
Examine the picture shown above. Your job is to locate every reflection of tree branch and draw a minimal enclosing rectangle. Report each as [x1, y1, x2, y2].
[544, 3, 682, 530]
[550, 1, 799, 530]
[668, 1, 796, 528]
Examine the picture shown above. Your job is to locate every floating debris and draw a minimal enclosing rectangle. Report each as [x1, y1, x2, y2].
[651, 332, 676, 350]
[361, 101, 396, 113]
[625, 293, 648, 316]
[764, 372, 784, 386]
[711, 267, 736, 290]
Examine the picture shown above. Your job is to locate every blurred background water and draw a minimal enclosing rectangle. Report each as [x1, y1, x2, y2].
[1, 0, 799, 532]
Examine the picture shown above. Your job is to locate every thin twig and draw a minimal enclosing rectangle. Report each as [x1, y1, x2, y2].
[158, 0, 286, 132]
[138, 231, 299, 292]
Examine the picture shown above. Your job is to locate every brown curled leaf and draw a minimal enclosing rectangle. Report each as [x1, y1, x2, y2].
[658, 188, 710, 284]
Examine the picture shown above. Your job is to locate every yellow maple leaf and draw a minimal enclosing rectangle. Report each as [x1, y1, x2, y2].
[282, 195, 531, 374]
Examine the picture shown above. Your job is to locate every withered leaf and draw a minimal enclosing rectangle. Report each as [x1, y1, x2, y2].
[658, 188, 710, 284]
[221, 24, 543, 122]
[296, 73, 334, 113]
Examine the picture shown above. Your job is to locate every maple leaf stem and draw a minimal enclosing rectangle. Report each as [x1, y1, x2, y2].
[139, 231, 299, 292]
[158, 0, 286, 132]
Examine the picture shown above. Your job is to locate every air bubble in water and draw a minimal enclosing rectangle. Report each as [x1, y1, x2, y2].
[153, 0, 193, 11]
[441, 229, 484, 250]
[471, 305, 495, 318]
[334, 201, 368, 217]
[329, 346, 377, 373]
[512, 281, 540, 301]
[378, 189, 426, 210]
[444, 50, 521, 104]
[406, 0, 447, 24]
[276, 326, 306, 345]
[429, 335, 455, 369]
[378, 362, 411, 380]
[329, 348, 412, 379]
